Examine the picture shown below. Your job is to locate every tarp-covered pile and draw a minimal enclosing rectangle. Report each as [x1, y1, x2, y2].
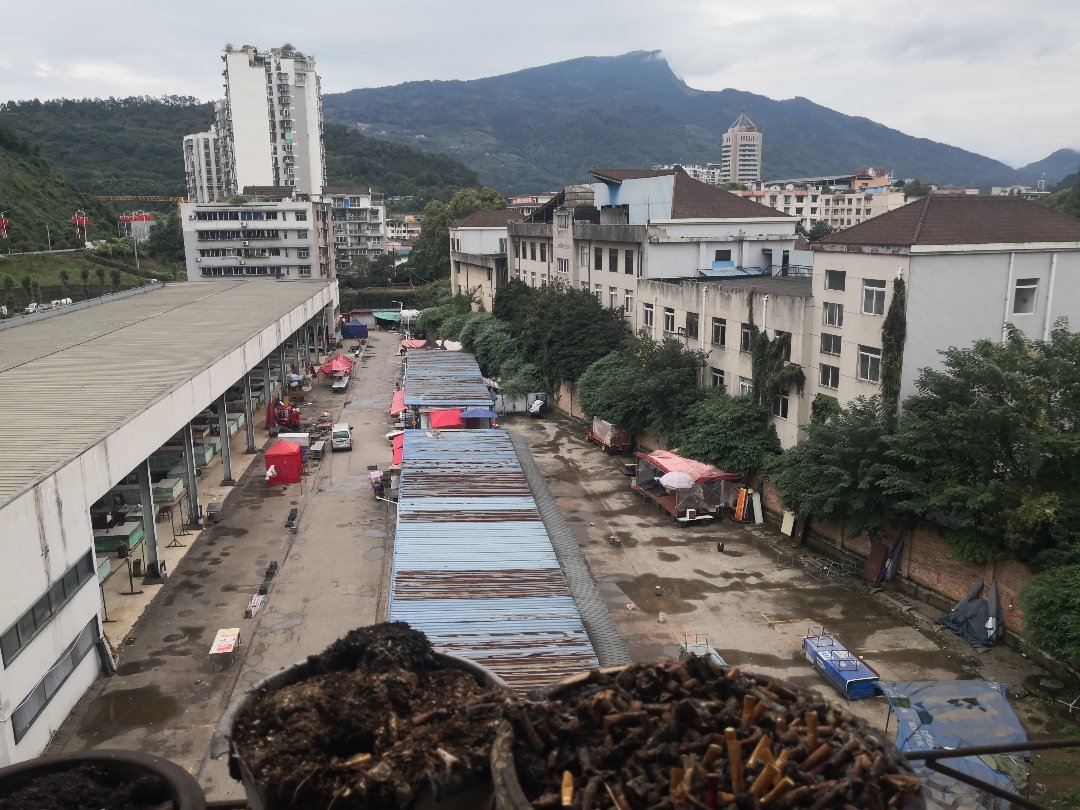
[635, 449, 740, 514]
[937, 579, 1005, 648]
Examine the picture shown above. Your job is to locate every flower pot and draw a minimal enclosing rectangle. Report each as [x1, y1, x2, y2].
[0, 749, 206, 809]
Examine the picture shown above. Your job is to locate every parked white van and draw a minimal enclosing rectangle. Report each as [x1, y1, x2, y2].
[50, 298, 73, 308]
[331, 423, 353, 452]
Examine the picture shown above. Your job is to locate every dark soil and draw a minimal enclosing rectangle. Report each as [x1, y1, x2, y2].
[507, 657, 923, 809]
[0, 763, 172, 810]
[231, 622, 511, 809]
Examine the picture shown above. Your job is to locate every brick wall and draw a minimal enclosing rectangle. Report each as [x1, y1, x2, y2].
[759, 481, 1030, 634]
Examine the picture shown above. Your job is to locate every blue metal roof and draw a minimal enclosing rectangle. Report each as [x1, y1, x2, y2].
[388, 429, 599, 692]
[402, 351, 495, 408]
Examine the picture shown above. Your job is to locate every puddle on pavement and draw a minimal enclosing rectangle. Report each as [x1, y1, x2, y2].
[176, 609, 194, 617]
[114, 658, 165, 676]
[657, 551, 680, 562]
[76, 686, 180, 740]
[615, 574, 723, 614]
[212, 527, 249, 537]
[162, 633, 184, 643]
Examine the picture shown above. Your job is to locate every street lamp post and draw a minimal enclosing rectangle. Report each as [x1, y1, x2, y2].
[391, 299, 405, 338]
[45, 223, 51, 251]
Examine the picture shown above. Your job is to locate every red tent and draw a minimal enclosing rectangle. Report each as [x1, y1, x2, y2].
[429, 409, 464, 429]
[392, 432, 404, 466]
[320, 354, 354, 376]
[401, 339, 428, 350]
[390, 388, 406, 417]
[635, 449, 740, 484]
[265, 440, 302, 485]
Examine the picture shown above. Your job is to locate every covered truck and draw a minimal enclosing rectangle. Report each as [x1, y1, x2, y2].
[584, 416, 632, 453]
[632, 449, 741, 524]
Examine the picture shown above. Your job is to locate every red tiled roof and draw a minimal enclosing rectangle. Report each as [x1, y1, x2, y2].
[818, 196, 1080, 247]
[589, 167, 683, 183]
[669, 173, 790, 220]
[451, 210, 525, 228]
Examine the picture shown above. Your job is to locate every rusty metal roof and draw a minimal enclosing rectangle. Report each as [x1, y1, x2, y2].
[388, 429, 599, 693]
[402, 351, 495, 408]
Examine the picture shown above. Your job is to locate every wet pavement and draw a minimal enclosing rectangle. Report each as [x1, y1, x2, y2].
[48, 324, 401, 801]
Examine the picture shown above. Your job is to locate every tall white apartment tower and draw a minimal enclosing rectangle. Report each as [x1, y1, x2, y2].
[183, 127, 223, 203]
[220, 46, 326, 195]
[720, 112, 763, 185]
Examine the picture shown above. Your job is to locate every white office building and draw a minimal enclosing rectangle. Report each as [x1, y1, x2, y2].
[720, 112, 763, 185]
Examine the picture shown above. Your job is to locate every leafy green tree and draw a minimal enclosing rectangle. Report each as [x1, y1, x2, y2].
[767, 397, 898, 539]
[80, 267, 90, 295]
[407, 187, 506, 281]
[30, 280, 40, 303]
[492, 278, 533, 333]
[95, 267, 106, 294]
[110, 269, 122, 289]
[145, 212, 185, 263]
[4, 292, 14, 315]
[806, 220, 834, 242]
[470, 318, 519, 376]
[58, 268, 70, 293]
[879, 277, 907, 416]
[745, 293, 805, 418]
[2, 275, 14, 297]
[1020, 565, 1080, 662]
[497, 358, 544, 399]
[670, 392, 781, 477]
[902, 178, 933, 199]
[20, 274, 32, 299]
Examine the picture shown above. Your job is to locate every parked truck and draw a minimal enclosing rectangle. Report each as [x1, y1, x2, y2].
[584, 416, 633, 453]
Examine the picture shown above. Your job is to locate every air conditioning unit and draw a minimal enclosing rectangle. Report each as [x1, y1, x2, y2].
[239, 260, 246, 265]
[195, 257, 201, 263]
[188, 214, 196, 220]
[242, 241, 249, 246]
[677, 327, 687, 336]
[240, 222, 248, 228]
[685, 509, 697, 521]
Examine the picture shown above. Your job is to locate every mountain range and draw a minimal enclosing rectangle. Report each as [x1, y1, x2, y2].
[323, 51, 1080, 194]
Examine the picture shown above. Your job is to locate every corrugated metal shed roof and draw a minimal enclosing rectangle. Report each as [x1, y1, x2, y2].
[0, 280, 332, 507]
[388, 430, 599, 692]
[402, 351, 495, 408]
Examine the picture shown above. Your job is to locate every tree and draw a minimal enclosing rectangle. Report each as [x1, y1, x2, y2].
[80, 267, 90, 295]
[902, 179, 933, 199]
[745, 292, 805, 418]
[767, 397, 898, 539]
[59, 268, 70, 294]
[95, 267, 106, 294]
[4, 292, 14, 315]
[806, 220, 834, 242]
[110, 269, 122, 289]
[30, 280, 41, 303]
[669, 392, 781, 477]
[20, 274, 32, 299]
[145, 212, 185, 263]
[1020, 565, 1080, 662]
[1, 275, 14, 297]
[879, 277, 907, 416]
[492, 278, 533, 334]
[406, 187, 506, 281]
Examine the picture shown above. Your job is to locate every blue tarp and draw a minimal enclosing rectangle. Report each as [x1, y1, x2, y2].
[879, 680, 1028, 808]
[342, 320, 369, 339]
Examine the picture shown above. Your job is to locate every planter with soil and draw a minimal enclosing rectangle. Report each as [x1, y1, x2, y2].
[217, 622, 512, 810]
[492, 658, 924, 809]
[0, 749, 206, 810]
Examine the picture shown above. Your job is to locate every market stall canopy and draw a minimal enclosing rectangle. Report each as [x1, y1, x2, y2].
[342, 320, 368, 339]
[390, 388, 406, 417]
[372, 310, 401, 323]
[320, 354, 354, 376]
[401, 339, 428, 350]
[658, 471, 696, 490]
[429, 409, 465, 429]
[636, 450, 740, 483]
[461, 408, 497, 419]
[392, 432, 404, 466]
[265, 440, 302, 485]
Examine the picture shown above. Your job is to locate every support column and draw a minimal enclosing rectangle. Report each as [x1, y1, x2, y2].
[278, 344, 287, 395]
[303, 324, 311, 370]
[292, 333, 301, 373]
[182, 423, 200, 526]
[264, 355, 273, 404]
[137, 461, 163, 579]
[243, 373, 256, 454]
[217, 394, 235, 485]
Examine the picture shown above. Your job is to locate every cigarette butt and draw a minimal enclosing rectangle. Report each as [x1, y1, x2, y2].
[715, 791, 737, 805]
[669, 767, 684, 795]
[774, 748, 789, 773]
[561, 771, 573, 807]
[725, 727, 744, 793]
[751, 700, 770, 723]
[702, 743, 724, 768]
[740, 694, 758, 730]
[750, 762, 779, 797]
[761, 776, 795, 805]
[803, 742, 832, 770]
[748, 734, 775, 766]
[805, 711, 818, 749]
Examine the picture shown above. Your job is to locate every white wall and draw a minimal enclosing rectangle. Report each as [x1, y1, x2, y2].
[592, 176, 675, 224]
[225, 52, 275, 191]
[456, 226, 506, 255]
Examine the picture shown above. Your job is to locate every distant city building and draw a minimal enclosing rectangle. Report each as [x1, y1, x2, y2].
[990, 184, 1051, 201]
[387, 215, 422, 241]
[652, 164, 726, 185]
[183, 127, 224, 203]
[720, 112, 762, 184]
[509, 194, 555, 217]
[321, 187, 387, 271]
[450, 210, 524, 310]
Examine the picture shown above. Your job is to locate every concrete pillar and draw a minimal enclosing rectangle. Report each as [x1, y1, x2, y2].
[137, 461, 161, 577]
[264, 355, 273, 404]
[243, 373, 256, 453]
[217, 394, 235, 485]
[303, 324, 311, 369]
[182, 423, 200, 525]
[278, 343, 287, 383]
[292, 333, 301, 372]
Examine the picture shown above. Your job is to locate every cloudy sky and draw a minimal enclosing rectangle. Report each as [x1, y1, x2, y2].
[2, 0, 1077, 168]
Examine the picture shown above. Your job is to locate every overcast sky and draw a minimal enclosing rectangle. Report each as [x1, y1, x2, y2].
[2, 0, 1077, 168]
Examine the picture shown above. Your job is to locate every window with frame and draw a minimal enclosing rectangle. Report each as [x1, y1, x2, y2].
[710, 367, 726, 389]
[862, 280, 886, 315]
[625, 290, 634, 312]
[643, 303, 654, 328]
[294, 210, 308, 221]
[712, 317, 727, 346]
[498, 238, 507, 254]
[540, 243, 547, 262]
[2, 552, 95, 667]
[819, 364, 840, 389]
[824, 270, 845, 291]
[739, 376, 753, 396]
[775, 330, 792, 362]
[714, 249, 732, 262]
[580, 246, 589, 267]
[514, 241, 520, 259]
[820, 333, 842, 356]
[663, 308, 676, 333]
[609, 287, 619, 309]
[594, 284, 602, 302]
[530, 272, 537, 286]
[771, 392, 789, 419]
[686, 312, 699, 340]
[556, 212, 570, 229]
[740, 323, 753, 352]
[624, 250, 634, 274]
[297, 229, 308, 239]
[530, 242, 537, 261]
[823, 302, 844, 327]
[1013, 278, 1038, 314]
[594, 248, 603, 270]
[857, 345, 882, 382]
[609, 249, 619, 273]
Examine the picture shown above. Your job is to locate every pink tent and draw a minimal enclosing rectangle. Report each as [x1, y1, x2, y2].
[401, 339, 428, 350]
[320, 354, 354, 376]
[265, 440, 302, 485]
[429, 409, 464, 429]
[636, 450, 740, 484]
[390, 388, 406, 417]
[392, 433, 404, 466]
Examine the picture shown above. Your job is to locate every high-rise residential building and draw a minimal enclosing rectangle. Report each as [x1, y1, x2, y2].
[183, 127, 224, 203]
[720, 112, 763, 185]
[322, 187, 388, 271]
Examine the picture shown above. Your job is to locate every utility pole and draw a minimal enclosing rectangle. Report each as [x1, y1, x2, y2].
[45, 223, 51, 251]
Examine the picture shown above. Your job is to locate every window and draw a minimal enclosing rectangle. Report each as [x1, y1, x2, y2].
[663, 308, 676, 333]
[710, 368, 726, 389]
[2, 552, 95, 667]
[686, 312, 699, 340]
[643, 303, 654, 328]
[594, 247, 603, 270]
[624, 290, 634, 312]
[823, 302, 844, 327]
[297, 248, 309, 259]
[740, 323, 753, 352]
[540, 243, 547, 262]
[1013, 278, 1039, 314]
[498, 238, 507, 254]
[514, 241, 520, 259]
[625, 250, 634, 274]
[820, 333, 842, 356]
[610, 287, 619, 309]
[557, 212, 570, 229]
[771, 392, 789, 419]
[297, 229, 308, 239]
[531, 272, 537, 286]
[714, 249, 732, 262]
[610, 249, 619, 273]
[739, 376, 753, 396]
[857, 345, 882, 383]
[580, 246, 589, 267]
[711, 317, 727, 346]
[862, 280, 886, 315]
[530, 242, 537, 261]
[556, 258, 569, 273]
[820, 364, 840, 389]
[820, 270, 846, 291]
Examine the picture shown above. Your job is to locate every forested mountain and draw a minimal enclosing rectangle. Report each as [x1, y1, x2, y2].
[1016, 148, 1080, 187]
[0, 97, 481, 202]
[323, 51, 1052, 194]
